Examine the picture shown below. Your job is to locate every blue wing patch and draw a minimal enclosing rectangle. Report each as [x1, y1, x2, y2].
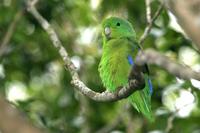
[148, 78, 153, 95]
[127, 54, 153, 95]
[127, 55, 134, 65]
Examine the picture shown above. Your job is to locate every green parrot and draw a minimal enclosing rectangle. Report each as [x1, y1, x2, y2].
[98, 17, 153, 121]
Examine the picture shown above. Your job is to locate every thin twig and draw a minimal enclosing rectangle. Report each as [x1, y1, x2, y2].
[79, 95, 91, 133]
[165, 101, 195, 133]
[139, 3, 164, 45]
[95, 116, 121, 133]
[122, 104, 136, 133]
[145, 0, 152, 24]
[95, 103, 127, 133]
[0, 10, 23, 58]
[29, 0, 38, 7]
[165, 114, 175, 133]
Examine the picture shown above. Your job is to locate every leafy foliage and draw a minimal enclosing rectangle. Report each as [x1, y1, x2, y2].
[0, 0, 200, 132]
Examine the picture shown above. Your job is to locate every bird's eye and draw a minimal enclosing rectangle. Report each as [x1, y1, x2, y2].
[116, 22, 120, 26]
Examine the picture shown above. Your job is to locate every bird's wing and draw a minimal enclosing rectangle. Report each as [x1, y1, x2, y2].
[127, 38, 154, 121]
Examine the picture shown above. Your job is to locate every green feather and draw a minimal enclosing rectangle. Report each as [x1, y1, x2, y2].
[98, 17, 153, 121]
[128, 74, 153, 121]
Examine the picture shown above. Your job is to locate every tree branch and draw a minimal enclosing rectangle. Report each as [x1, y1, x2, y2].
[0, 10, 23, 58]
[145, 0, 152, 24]
[95, 115, 121, 133]
[164, 0, 200, 51]
[71, 64, 144, 102]
[136, 49, 200, 81]
[0, 96, 45, 133]
[139, 3, 164, 45]
[164, 101, 195, 133]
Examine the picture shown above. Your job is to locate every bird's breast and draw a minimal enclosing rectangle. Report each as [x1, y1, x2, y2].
[99, 47, 132, 91]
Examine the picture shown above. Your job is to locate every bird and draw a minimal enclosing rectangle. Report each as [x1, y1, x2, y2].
[98, 17, 153, 121]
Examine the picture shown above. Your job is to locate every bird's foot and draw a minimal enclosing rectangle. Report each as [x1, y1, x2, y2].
[114, 86, 123, 97]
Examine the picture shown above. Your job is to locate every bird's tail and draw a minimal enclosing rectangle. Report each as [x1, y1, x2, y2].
[128, 74, 154, 121]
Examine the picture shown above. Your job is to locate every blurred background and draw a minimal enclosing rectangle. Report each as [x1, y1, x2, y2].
[0, 0, 200, 133]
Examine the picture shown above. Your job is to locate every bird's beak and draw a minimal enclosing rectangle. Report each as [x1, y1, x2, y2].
[104, 27, 111, 36]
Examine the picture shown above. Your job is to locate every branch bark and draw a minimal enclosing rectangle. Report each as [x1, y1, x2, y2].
[0, 96, 45, 133]
[164, 0, 200, 50]
[136, 49, 200, 81]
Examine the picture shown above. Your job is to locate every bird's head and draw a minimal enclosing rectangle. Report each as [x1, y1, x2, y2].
[102, 17, 136, 41]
